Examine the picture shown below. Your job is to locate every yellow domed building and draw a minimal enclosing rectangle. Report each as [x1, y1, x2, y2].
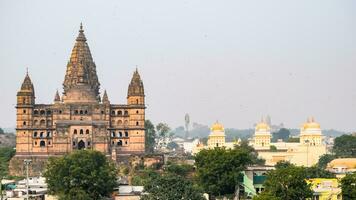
[207, 122, 226, 148]
[300, 117, 322, 146]
[192, 121, 240, 154]
[252, 117, 327, 167]
[253, 119, 272, 149]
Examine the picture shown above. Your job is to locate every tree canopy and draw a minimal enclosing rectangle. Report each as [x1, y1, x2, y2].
[333, 134, 356, 158]
[43, 150, 117, 200]
[156, 122, 171, 138]
[341, 173, 356, 200]
[145, 120, 156, 153]
[261, 165, 313, 200]
[272, 128, 290, 142]
[317, 154, 336, 169]
[195, 144, 257, 197]
[0, 147, 15, 178]
[141, 173, 205, 200]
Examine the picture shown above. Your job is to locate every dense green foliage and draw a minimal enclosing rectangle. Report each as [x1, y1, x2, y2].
[43, 150, 117, 200]
[195, 143, 258, 197]
[341, 173, 356, 200]
[261, 165, 313, 200]
[145, 120, 156, 153]
[317, 154, 336, 169]
[287, 137, 300, 143]
[272, 128, 290, 142]
[141, 173, 205, 200]
[156, 122, 171, 138]
[165, 163, 194, 177]
[257, 162, 333, 200]
[333, 134, 356, 157]
[167, 141, 179, 150]
[0, 147, 15, 177]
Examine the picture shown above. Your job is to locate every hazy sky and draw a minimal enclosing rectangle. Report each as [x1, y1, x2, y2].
[0, 0, 355, 131]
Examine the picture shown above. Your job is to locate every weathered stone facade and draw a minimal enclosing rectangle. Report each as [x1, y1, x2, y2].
[11, 24, 145, 175]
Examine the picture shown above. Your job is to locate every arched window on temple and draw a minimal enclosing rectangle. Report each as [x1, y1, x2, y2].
[74, 129, 77, 134]
[80, 129, 84, 134]
[40, 141, 46, 147]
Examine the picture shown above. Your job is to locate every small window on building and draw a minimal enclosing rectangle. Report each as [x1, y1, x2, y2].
[40, 120, 45, 126]
[84, 110, 88, 114]
[111, 110, 115, 115]
[47, 132, 51, 137]
[136, 110, 139, 114]
[47, 110, 51, 115]
[86, 129, 90, 134]
[112, 141, 114, 145]
[40, 132, 44, 138]
[48, 140, 51, 145]
[34, 141, 37, 145]
[125, 132, 128, 137]
[59, 110, 62, 114]
[117, 140, 123, 146]
[125, 141, 128, 145]
[112, 132, 116, 137]
[33, 132, 38, 137]
[75, 110, 79, 114]
[119, 132, 122, 137]
[124, 111, 128, 115]
[136, 121, 139, 126]
[73, 141, 76, 146]
[80, 129, 83, 134]
[80, 110, 83, 115]
[40, 110, 45, 115]
[74, 129, 77, 134]
[34, 110, 39, 115]
[23, 121, 26, 125]
[101, 110, 104, 114]
[40, 141, 46, 147]
[23, 109, 26, 114]
[118, 111, 122, 116]
[136, 99, 139, 104]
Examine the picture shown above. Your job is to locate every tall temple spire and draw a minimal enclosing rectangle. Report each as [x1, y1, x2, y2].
[127, 69, 144, 97]
[62, 24, 100, 103]
[20, 71, 35, 95]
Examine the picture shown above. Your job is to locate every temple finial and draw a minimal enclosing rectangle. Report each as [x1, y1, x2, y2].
[26, 67, 29, 75]
[80, 22, 83, 32]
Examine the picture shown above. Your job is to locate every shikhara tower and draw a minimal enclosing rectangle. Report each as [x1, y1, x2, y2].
[12, 24, 146, 174]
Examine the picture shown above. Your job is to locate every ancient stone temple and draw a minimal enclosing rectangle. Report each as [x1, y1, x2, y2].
[10, 24, 145, 175]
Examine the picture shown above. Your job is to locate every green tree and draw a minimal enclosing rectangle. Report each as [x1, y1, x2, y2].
[304, 166, 335, 178]
[145, 120, 156, 153]
[341, 173, 356, 200]
[317, 154, 336, 169]
[0, 128, 4, 135]
[236, 140, 265, 165]
[165, 163, 194, 177]
[275, 160, 293, 169]
[253, 192, 281, 200]
[0, 147, 16, 177]
[269, 145, 277, 152]
[167, 141, 179, 150]
[195, 147, 254, 198]
[272, 128, 290, 142]
[262, 166, 313, 200]
[287, 137, 300, 143]
[141, 173, 205, 200]
[333, 134, 356, 157]
[43, 150, 117, 200]
[156, 122, 171, 138]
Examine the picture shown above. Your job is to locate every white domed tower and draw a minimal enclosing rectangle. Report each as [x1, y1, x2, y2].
[300, 117, 323, 146]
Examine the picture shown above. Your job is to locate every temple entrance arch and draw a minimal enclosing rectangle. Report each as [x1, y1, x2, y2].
[78, 140, 85, 150]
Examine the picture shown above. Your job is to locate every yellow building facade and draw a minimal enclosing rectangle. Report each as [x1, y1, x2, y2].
[306, 178, 342, 200]
[193, 122, 239, 154]
[253, 117, 326, 167]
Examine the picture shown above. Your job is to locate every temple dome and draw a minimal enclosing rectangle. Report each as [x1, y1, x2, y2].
[302, 117, 321, 130]
[211, 121, 224, 132]
[255, 122, 270, 131]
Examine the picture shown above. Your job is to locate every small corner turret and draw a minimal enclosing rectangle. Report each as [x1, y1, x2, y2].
[17, 71, 35, 105]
